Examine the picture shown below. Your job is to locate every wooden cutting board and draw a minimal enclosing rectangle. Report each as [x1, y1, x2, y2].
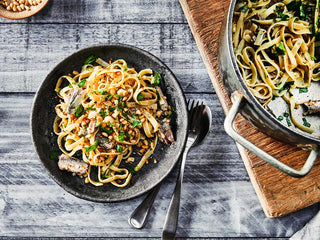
[180, 0, 320, 217]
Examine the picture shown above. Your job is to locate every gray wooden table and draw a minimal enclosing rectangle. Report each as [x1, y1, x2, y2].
[0, 1, 319, 239]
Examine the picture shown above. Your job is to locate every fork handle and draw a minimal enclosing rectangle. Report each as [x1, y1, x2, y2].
[162, 139, 193, 240]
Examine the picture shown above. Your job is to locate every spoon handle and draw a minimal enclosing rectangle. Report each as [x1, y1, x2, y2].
[162, 141, 192, 240]
[128, 183, 162, 229]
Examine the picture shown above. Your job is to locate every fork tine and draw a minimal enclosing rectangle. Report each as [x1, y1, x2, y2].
[190, 101, 204, 130]
[189, 100, 198, 129]
[187, 99, 194, 126]
[190, 99, 195, 111]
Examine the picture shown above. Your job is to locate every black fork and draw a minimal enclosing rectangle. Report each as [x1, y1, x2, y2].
[162, 99, 204, 240]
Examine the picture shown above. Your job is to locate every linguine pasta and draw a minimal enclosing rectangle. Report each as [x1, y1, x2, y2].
[233, 0, 320, 133]
[53, 57, 174, 187]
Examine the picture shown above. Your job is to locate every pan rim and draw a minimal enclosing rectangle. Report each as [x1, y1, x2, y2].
[226, 0, 320, 145]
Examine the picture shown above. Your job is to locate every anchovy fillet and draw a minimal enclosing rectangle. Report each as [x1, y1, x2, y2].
[156, 86, 168, 111]
[66, 88, 85, 114]
[58, 154, 88, 176]
[304, 100, 320, 115]
[95, 131, 115, 150]
[158, 118, 174, 145]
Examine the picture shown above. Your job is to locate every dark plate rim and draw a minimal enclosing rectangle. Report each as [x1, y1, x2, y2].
[30, 43, 188, 202]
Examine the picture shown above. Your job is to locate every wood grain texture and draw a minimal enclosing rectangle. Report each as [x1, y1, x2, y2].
[0, 0, 187, 24]
[0, 93, 318, 238]
[0, 23, 212, 93]
[0, 93, 245, 181]
[0, 0, 319, 238]
[180, 0, 320, 217]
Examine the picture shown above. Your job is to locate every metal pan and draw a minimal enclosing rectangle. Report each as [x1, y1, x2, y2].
[218, 0, 320, 177]
[31, 44, 188, 202]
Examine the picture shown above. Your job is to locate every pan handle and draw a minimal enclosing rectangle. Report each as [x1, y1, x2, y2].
[224, 91, 319, 178]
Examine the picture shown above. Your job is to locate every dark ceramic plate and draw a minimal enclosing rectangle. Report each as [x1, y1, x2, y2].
[31, 44, 188, 202]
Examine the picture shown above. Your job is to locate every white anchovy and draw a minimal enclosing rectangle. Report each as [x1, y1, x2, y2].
[158, 118, 174, 145]
[155, 86, 168, 111]
[95, 131, 115, 150]
[58, 154, 88, 177]
[66, 87, 86, 114]
[304, 100, 320, 115]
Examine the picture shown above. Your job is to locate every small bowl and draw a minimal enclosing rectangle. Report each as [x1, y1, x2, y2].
[31, 44, 188, 202]
[0, 0, 48, 20]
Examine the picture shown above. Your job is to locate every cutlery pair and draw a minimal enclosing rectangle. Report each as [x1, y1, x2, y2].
[129, 100, 212, 239]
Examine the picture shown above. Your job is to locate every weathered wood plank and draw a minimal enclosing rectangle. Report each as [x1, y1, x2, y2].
[0, 23, 212, 93]
[0, 238, 291, 240]
[180, 0, 320, 218]
[0, 0, 187, 24]
[0, 183, 318, 238]
[0, 92, 318, 238]
[0, 93, 246, 183]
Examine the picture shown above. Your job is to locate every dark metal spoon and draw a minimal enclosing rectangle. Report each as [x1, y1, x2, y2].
[128, 102, 211, 229]
[162, 103, 212, 239]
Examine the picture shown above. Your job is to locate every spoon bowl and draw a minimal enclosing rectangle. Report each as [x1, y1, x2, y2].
[193, 104, 212, 146]
[128, 102, 212, 229]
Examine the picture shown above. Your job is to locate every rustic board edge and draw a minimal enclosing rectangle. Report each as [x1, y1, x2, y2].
[178, 0, 319, 218]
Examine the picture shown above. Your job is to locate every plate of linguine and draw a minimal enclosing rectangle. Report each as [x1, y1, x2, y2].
[31, 44, 188, 202]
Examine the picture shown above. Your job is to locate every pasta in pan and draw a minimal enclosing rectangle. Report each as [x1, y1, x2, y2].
[53, 56, 174, 187]
[233, 0, 320, 133]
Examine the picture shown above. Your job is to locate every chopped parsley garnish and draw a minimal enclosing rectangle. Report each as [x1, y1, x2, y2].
[97, 89, 108, 95]
[286, 1, 303, 17]
[153, 73, 161, 86]
[134, 166, 139, 172]
[118, 131, 125, 142]
[241, 6, 248, 12]
[68, 84, 73, 88]
[283, 112, 292, 126]
[106, 93, 113, 100]
[78, 78, 87, 88]
[132, 115, 141, 128]
[117, 100, 125, 110]
[122, 112, 129, 120]
[84, 55, 97, 65]
[99, 110, 109, 118]
[286, 1, 314, 23]
[279, 81, 294, 92]
[274, 42, 286, 56]
[102, 171, 110, 179]
[85, 105, 96, 112]
[108, 106, 116, 112]
[95, 121, 101, 128]
[129, 166, 137, 175]
[137, 93, 144, 101]
[302, 118, 311, 127]
[286, 118, 292, 127]
[123, 66, 128, 71]
[101, 127, 113, 135]
[85, 140, 98, 153]
[299, 88, 308, 93]
[277, 116, 284, 121]
[116, 145, 123, 153]
[49, 151, 59, 160]
[75, 105, 84, 117]
[275, 6, 289, 21]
